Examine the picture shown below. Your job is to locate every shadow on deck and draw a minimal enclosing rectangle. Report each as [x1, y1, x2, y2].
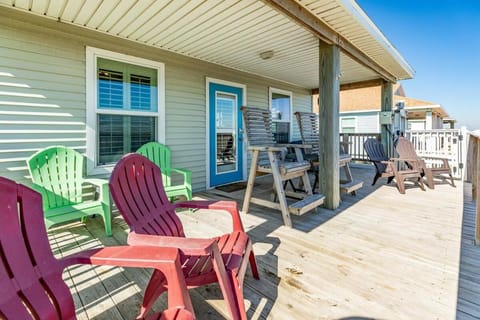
[47, 163, 473, 319]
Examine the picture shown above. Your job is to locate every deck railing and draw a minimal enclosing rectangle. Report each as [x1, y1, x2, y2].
[467, 131, 480, 245]
[340, 133, 381, 161]
[406, 129, 464, 178]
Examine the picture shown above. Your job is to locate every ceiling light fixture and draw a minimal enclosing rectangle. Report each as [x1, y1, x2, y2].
[259, 50, 274, 60]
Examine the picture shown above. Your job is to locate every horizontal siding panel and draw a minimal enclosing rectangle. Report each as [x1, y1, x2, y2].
[356, 113, 379, 133]
[0, 51, 84, 75]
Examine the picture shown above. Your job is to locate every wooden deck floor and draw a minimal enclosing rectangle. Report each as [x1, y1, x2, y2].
[48, 164, 478, 319]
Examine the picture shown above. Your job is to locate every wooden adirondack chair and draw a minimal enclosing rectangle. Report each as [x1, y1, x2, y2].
[27, 146, 112, 236]
[396, 136, 455, 189]
[109, 153, 259, 320]
[364, 138, 395, 186]
[241, 106, 325, 227]
[0, 176, 194, 320]
[363, 138, 425, 194]
[294, 111, 363, 195]
[137, 142, 192, 201]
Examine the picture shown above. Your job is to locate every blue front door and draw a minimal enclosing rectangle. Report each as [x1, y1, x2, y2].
[209, 82, 243, 187]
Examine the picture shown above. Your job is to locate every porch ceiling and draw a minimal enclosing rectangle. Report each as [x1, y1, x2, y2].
[0, 0, 414, 88]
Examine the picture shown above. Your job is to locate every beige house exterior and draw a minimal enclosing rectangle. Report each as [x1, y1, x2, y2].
[314, 84, 452, 133]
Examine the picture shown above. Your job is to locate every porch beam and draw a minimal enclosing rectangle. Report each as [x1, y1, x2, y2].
[380, 81, 393, 157]
[318, 40, 340, 209]
[311, 78, 384, 94]
[264, 0, 397, 83]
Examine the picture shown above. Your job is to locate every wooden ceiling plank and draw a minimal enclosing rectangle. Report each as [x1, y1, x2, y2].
[107, 0, 155, 36]
[195, 18, 304, 61]
[97, 0, 137, 32]
[144, 0, 227, 45]
[73, 0, 103, 26]
[129, 0, 194, 41]
[13, 0, 29, 10]
[155, 0, 250, 48]
[46, 0, 67, 17]
[85, 0, 122, 29]
[60, 0, 84, 23]
[176, 2, 273, 53]
[168, 0, 263, 52]
[31, 0, 48, 14]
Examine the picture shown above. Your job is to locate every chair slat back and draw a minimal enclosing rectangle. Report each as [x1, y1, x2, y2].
[27, 146, 84, 209]
[0, 177, 75, 319]
[240, 107, 277, 147]
[241, 106, 279, 167]
[396, 137, 418, 159]
[137, 142, 172, 186]
[295, 112, 320, 154]
[109, 154, 185, 237]
[364, 138, 388, 173]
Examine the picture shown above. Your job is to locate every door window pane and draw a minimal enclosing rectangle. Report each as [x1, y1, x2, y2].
[270, 88, 292, 143]
[215, 94, 237, 174]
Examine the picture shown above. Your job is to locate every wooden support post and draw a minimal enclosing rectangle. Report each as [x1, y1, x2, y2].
[472, 139, 478, 200]
[381, 81, 393, 157]
[318, 40, 340, 209]
[475, 137, 480, 245]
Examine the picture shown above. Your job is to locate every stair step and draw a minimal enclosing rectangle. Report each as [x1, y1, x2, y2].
[340, 179, 363, 194]
[289, 194, 325, 215]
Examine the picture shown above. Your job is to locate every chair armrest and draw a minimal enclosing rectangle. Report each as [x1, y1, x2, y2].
[248, 145, 286, 152]
[62, 246, 179, 268]
[163, 168, 192, 182]
[61, 246, 193, 314]
[388, 157, 419, 162]
[83, 178, 110, 204]
[277, 143, 312, 149]
[127, 234, 218, 256]
[422, 156, 450, 166]
[173, 200, 245, 232]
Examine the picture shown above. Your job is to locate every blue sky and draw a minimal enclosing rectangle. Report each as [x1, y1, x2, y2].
[357, 0, 480, 130]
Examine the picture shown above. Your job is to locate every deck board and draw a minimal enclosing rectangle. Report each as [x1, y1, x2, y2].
[45, 164, 479, 319]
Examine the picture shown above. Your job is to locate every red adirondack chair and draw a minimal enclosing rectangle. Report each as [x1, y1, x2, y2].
[109, 153, 259, 320]
[0, 176, 194, 320]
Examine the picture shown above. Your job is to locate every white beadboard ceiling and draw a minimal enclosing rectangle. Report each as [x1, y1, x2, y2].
[0, 0, 414, 89]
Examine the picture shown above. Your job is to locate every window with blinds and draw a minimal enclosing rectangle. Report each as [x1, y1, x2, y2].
[96, 58, 158, 165]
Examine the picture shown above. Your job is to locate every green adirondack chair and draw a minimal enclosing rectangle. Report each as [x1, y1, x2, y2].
[137, 142, 192, 202]
[27, 146, 112, 236]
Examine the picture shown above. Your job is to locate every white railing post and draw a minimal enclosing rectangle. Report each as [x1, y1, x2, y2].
[461, 126, 468, 181]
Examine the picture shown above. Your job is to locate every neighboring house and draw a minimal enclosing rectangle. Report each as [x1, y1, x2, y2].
[0, 1, 413, 192]
[333, 84, 452, 133]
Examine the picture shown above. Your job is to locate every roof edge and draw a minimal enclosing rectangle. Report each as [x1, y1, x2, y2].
[339, 0, 415, 79]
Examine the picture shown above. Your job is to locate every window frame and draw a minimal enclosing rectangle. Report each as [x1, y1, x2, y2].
[86, 47, 165, 175]
[268, 87, 293, 143]
[340, 116, 357, 133]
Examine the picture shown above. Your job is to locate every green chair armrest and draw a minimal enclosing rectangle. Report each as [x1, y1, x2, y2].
[83, 178, 110, 205]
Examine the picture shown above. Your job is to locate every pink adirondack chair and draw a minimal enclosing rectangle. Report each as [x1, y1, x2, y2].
[109, 153, 259, 320]
[0, 176, 194, 320]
